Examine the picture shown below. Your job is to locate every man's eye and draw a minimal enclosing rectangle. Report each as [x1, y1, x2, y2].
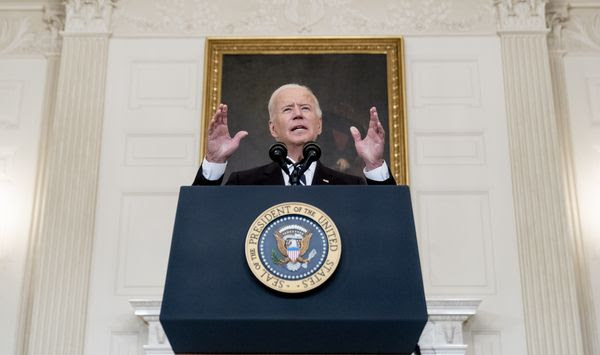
[301, 106, 311, 111]
[283, 108, 292, 113]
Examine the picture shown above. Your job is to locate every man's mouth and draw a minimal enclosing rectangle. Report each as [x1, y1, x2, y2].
[291, 125, 307, 132]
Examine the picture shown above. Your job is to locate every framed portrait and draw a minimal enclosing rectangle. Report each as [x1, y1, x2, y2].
[201, 37, 408, 184]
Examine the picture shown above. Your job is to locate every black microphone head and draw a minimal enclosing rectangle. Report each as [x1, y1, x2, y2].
[269, 142, 288, 162]
[302, 141, 321, 161]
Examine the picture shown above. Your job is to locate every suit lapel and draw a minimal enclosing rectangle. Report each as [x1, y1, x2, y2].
[262, 162, 285, 185]
[313, 162, 332, 185]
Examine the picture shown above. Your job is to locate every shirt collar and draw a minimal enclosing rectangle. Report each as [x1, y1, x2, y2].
[282, 158, 317, 185]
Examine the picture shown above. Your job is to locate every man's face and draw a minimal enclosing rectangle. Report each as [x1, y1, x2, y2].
[269, 87, 322, 148]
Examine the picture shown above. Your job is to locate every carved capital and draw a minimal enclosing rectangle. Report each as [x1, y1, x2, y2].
[495, 0, 548, 33]
[546, 3, 569, 51]
[43, 5, 65, 54]
[64, 0, 117, 34]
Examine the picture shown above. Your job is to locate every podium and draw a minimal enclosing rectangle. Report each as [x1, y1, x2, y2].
[160, 186, 426, 354]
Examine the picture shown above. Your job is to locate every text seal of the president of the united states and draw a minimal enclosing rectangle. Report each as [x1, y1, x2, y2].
[245, 202, 341, 293]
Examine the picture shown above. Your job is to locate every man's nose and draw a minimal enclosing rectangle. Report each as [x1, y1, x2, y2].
[292, 104, 302, 118]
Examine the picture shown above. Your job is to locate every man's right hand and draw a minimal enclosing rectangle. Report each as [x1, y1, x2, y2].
[205, 103, 248, 163]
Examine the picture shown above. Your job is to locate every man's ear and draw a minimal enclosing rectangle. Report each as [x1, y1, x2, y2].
[317, 116, 323, 135]
[269, 120, 278, 138]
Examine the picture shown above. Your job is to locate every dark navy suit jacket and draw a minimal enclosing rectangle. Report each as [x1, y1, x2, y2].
[192, 161, 395, 186]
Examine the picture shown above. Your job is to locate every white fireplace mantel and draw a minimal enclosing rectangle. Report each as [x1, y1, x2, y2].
[129, 299, 173, 355]
[130, 298, 481, 355]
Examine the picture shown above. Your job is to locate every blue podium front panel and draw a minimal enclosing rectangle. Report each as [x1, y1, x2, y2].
[161, 186, 426, 354]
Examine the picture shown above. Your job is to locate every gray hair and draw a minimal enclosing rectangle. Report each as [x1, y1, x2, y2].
[267, 83, 322, 121]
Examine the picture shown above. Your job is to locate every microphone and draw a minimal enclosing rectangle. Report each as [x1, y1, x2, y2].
[302, 142, 321, 167]
[269, 142, 290, 175]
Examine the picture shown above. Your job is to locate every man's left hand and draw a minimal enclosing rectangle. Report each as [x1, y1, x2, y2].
[350, 107, 385, 171]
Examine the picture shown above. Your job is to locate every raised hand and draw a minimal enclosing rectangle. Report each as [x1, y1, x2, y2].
[205, 103, 248, 163]
[350, 107, 385, 171]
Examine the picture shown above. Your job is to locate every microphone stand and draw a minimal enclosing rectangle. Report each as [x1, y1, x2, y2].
[270, 142, 321, 186]
[288, 166, 302, 185]
[289, 142, 321, 186]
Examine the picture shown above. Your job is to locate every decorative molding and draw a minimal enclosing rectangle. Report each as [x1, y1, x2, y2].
[129, 299, 173, 355]
[115, 192, 177, 296]
[0, 3, 45, 11]
[415, 132, 486, 165]
[495, 0, 548, 33]
[546, 2, 569, 51]
[411, 59, 482, 108]
[426, 298, 481, 318]
[420, 299, 481, 354]
[547, 2, 600, 52]
[128, 60, 200, 110]
[563, 10, 600, 51]
[111, 0, 497, 36]
[0, 17, 41, 55]
[64, 0, 116, 33]
[129, 298, 480, 355]
[0, 6, 64, 55]
[42, 5, 65, 54]
[417, 191, 496, 295]
[329, 0, 496, 34]
[124, 134, 196, 167]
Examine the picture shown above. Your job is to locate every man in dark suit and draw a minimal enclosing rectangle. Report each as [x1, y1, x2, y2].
[193, 83, 395, 185]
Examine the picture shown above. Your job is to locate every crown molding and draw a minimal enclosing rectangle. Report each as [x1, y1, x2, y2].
[109, 0, 497, 36]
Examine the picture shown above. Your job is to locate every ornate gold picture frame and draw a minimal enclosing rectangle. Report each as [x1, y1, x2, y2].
[201, 37, 408, 184]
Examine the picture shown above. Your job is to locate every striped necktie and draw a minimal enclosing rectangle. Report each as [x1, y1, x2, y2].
[300, 174, 307, 186]
[287, 164, 308, 185]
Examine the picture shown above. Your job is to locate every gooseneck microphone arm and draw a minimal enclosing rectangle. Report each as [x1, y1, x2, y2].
[270, 142, 322, 185]
[290, 142, 322, 185]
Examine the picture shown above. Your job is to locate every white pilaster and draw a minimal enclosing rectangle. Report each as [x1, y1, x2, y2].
[496, 0, 585, 354]
[18, 1, 113, 354]
[546, 3, 600, 354]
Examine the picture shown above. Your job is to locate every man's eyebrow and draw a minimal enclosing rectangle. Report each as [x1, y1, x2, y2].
[281, 102, 312, 108]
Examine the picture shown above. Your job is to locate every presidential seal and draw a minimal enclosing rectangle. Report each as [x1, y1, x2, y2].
[245, 202, 341, 293]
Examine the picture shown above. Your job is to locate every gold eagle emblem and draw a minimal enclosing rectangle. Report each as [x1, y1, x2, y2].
[274, 230, 312, 264]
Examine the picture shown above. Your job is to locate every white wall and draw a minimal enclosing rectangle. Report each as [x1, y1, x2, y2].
[84, 38, 203, 355]
[405, 36, 526, 355]
[0, 57, 47, 355]
[564, 54, 600, 345]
